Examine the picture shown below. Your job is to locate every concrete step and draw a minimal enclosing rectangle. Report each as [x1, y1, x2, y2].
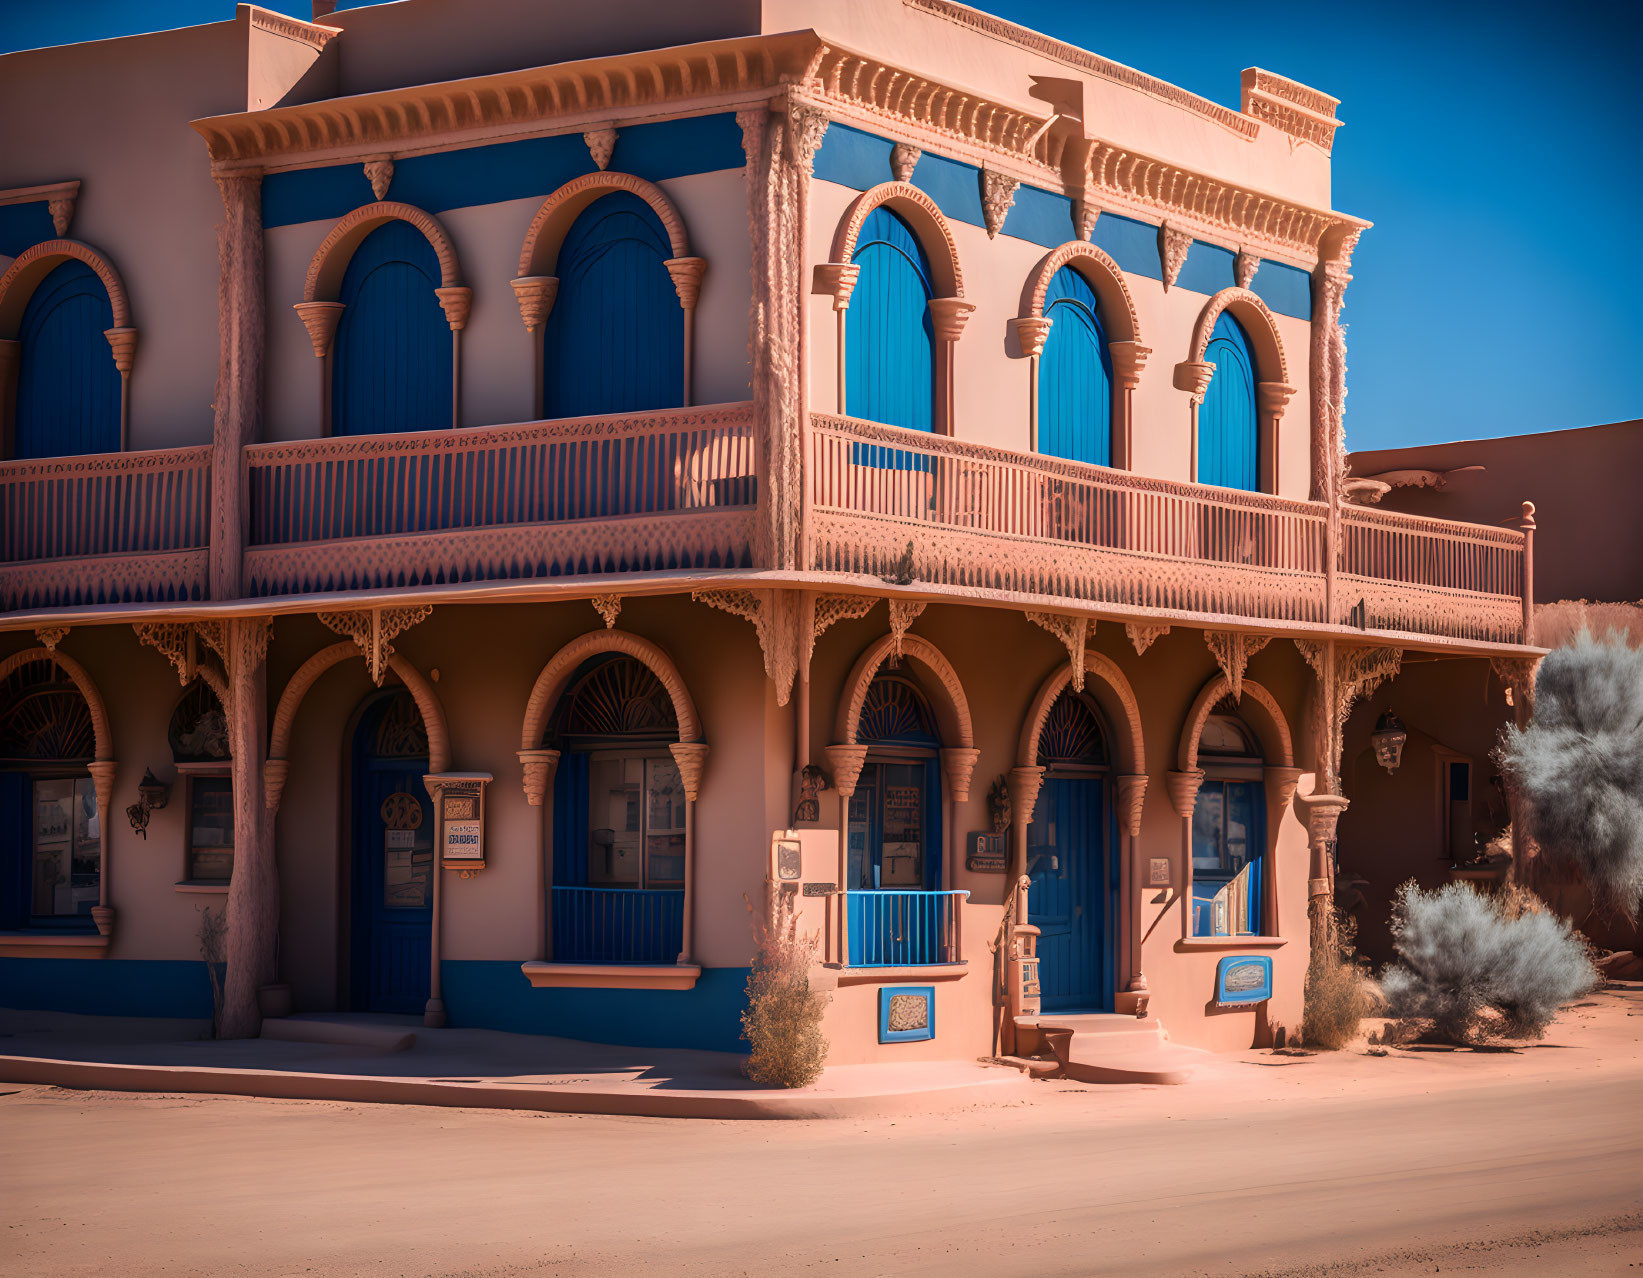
[1056, 1040, 1208, 1086]
[997, 1054, 1062, 1079]
[1030, 1013, 1166, 1038]
[261, 1018, 416, 1053]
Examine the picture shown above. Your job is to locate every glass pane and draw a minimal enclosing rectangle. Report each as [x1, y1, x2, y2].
[1225, 782, 1259, 874]
[847, 782, 872, 890]
[32, 777, 98, 918]
[1190, 784, 1224, 872]
[381, 787, 431, 909]
[588, 756, 643, 885]
[643, 757, 685, 886]
[879, 763, 923, 888]
[188, 776, 235, 882]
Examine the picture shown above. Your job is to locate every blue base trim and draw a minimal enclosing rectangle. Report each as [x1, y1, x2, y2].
[0, 958, 215, 1019]
[442, 960, 750, 1054]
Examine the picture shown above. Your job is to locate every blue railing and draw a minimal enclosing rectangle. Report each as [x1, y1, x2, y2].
[551, 886, 684, 964]
[845, 890, 968, 967]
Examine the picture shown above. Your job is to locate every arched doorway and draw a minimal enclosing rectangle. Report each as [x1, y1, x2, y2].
[1038, 264, 1113, 466]
[1200, 311, 1259, 491]
[1027, 687, 1115, 1011]
[15, 259, 121, 458]
[847, 205, 935, 431]
[349, 688, 433, 1013]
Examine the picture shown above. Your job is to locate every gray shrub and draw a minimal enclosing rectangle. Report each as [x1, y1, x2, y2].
[1501, 629, 1643, 921]
[1381, 881, 1598, 1044]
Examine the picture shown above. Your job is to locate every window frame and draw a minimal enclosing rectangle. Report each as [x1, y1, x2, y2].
[178, 764, 234, 888]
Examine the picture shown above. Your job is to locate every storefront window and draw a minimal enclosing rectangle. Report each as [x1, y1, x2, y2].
[588, 754, 684, 889]
[187, 776, 235, 883]
[30, 776, 100, 921]
[1191, 712, 1265, 938]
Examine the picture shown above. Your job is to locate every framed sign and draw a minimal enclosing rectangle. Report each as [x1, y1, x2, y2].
[1214, 955, 1273, 1006]
[425, 773, 493, 875]
[966, 831, 1007, 873]
[1148, 857, 1172, 887]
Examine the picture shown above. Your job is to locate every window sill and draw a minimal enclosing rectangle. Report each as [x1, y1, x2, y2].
[174, 881, 230, 894]
[520, 961, 701, 991]
[1174, 937, 1288, 953]
[824, 962, 968, 987]
[0, 930, 110, 959]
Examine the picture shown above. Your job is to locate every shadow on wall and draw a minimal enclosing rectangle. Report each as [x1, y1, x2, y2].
[1536, 600, 1643, 649]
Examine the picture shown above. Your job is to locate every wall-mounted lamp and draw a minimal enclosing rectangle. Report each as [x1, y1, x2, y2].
[126, 768, 172, 839]
[1371, 711, 1408, 775]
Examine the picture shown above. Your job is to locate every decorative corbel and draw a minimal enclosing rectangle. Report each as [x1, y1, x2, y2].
[517, 748, 561, 808]
[812, 262, 861, 311]
[981, 168, 1019, 239]
[1125, 622, 1169, 656]
[1491, 656, 1540, 716]
[692, 589, 801, 706]
[34, 626, 69, 653]
[134, 622, 198, 685]
[786, 101, 830, 173]
[927, 297, 976, 343]
[1027, 612, 1091, 689]
[1108, 341, 1150, 392]
[940, 748, 981, 804]
[1074, 197, 1100, 242]
[1204, 631, 1271, 702]
[1115, 774, 1149, 838]
[434, 286, 472, 332]
[510, 276, 559, 333]
[1173, 360, 1214, 405]
[103, 328, 137, 375]
[293, 301, 346, 357]
[664, 257, 707, 310]
[822, 743, 870, 799]
[886, 599, 927, 662]
[805, 594, 878, 674]
[49, 194, 75, 237]
[363, 156, 394, 200]
[1235, 249, 1260, 290]
[590, 595, 622, 629]
[318, 605, 433, 686]
[891, 142, 921, 182]
[1165, 769, 1205, 819]
[1010, 316, 1053, 359]
[583, 126, 617, 171]
[1295, 639, 1404, 782]
[1159, 222, 1191, 291]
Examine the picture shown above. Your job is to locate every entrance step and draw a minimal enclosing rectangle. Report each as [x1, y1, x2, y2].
[261, 1018, 416, 1053]
[1017, 1013, 1207, 1085]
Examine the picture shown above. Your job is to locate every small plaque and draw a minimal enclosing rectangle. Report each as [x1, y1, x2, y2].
[1215, 955, 1273, 1006]
[879, 985, 935, 1043]
[966, 831, 1007, 874]
[1149, 857, 1172, 887]
[802, 881, 836, 897]
[775, 839, 802, 881]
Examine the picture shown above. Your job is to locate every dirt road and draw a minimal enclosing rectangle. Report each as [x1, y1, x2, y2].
[5, 989, 1642, 1277]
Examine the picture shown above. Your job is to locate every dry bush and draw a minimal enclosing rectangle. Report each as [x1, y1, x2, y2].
[741, 890, 830, 1088]
[1302, 908, 1381, 1050]
[1381, 881, 1598, 1045]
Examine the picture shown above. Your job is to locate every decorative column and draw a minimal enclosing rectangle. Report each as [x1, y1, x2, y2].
[434, 286, 472, 428]
[1108, 341, 1151, 471]
[1262, 766, 1303, 936]
[788, 100, 829, 572]
[88, 759, 118, 936]
[509, 276, 559, 417]
[1256, 382, 1296, 494]
[1114, 773, 1149, 1004]
[822, 743, 869, 964]
[664, 257, 707, 407]
[1006, 766, 1046, 920]
[1165, 769, 1204, 930]
[212, 171, 264, 600]
[928, 297, 976, 436]
[519, 747, 561, 960]
[1009, 316, 1053, 452]
[939, 747, 981, 897]
[668, 742, 709, 965]
[293, 300, 344, 438]
[1519, 501, 1536, 644]
[812, 263, 859, 414]
[1174, 361, 1214, 482]
[1302, 794, 1350, 953]
[104, 328, 138, 451]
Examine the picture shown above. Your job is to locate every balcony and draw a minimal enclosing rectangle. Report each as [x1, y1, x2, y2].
[242, 403, 757, 597]
[808, 415, 1529, 646]
[0, 446, 211, 612]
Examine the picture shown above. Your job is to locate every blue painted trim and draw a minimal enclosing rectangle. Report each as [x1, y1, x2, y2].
[0, 957, 215, 1019]
[1214, 955, 1273, 1005]
[442, 959, 750, 1053]
[262, 113, 746, 228]
[1089, 213, 1160, 280]
[0, 202, 56, 258]
[811, 121, 896, 190]
[1177, 241, 1237, 297]
[1251, 259, 1313, 320]
[878, 984, 936, 1043]
[908, 150, 985, 229]
[1002, 184, 1075, 248]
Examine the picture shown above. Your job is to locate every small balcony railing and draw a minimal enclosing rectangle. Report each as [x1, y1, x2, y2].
[550, 885, 684, 965]
[843, 889, 968, 968]
[0, 446, 212, 610]
[242, 402, 757, 597]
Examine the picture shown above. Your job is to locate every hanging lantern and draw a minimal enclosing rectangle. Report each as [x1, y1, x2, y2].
[138, 767, 171, 811]
[1371, 711, 1408, 774]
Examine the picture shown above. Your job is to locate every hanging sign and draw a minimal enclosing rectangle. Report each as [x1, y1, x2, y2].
[425, 773, 493, 875]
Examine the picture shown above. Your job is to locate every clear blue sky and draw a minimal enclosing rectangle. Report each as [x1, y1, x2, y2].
[6, 0, 1638, 449]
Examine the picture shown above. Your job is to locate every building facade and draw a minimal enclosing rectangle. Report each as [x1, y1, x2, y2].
[0, 0, 1539, 1064]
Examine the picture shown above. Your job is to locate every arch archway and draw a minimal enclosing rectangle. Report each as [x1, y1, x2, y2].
[517, 172, 690, 277]
[831, 183, 963, 298]
[521, 629, 701, 759]
[1017, 650, 1144, 777]
[0, 646, 113, 761]
[303, 202, 462, 302]
[1183, 288, 1293, 493]
[836, 633, 973, 749]
[1178, 674, 1294, 772]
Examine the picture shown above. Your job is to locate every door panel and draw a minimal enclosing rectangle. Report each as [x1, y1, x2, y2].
[1028, 775, 1112, 1012]
[352, 758, 433, 1015]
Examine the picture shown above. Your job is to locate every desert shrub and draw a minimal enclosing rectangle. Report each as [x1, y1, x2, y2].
[1301, 908, 1381, 1050]
[197, 904, 227, 1039]
[741, 891, 830, 1088]
[1500, 629, 1643, 921]
[1381, 881, 1598, 1044]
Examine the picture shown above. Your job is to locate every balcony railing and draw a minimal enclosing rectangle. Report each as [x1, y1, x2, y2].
[550, 885, 684, 965]
[809, 414, 1529, 644]
[242, 402, 757, 596]
[843, 889, 968, 968]
[0, 446, 211, 610]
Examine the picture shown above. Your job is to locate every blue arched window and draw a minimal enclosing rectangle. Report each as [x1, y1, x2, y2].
[1039, 266, 1113, 466]
[1200, 311, 1259, 491]
[544, 192, 682, 419]
[14, 260, 120, 458]
[847, 206, 934, 431]
[332, 220, 452, 436]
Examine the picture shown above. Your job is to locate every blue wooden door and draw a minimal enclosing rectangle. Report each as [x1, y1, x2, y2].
[847, 206, 934, 431]
[543, 191, 682, 419]
[350, 705, 432, 1015]
[1027, 775, 1113, 1011]
[15, 260, 120, 458]
[332, 219, 452, 436]
[1039, 266, 1112, 465]
[1200, 311, 1259, 490]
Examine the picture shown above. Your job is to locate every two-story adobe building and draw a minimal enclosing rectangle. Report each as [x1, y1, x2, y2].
[0, 0, 1541, 1073]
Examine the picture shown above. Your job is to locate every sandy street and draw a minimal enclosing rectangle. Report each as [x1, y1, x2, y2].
[4, 988, 1643, 1278]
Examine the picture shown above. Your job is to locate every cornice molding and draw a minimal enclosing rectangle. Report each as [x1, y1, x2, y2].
[245, 6, 340, 50]
[1241, 68, 1342, 155]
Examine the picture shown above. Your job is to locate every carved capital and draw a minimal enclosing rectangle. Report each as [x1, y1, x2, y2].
[786, 102, 830, 171]
[1302, 793, 1350, 845]
[823, 743, 870, 799]
[1264, 765, 1303, 817]
[1159, 222, 1191, 291]
[812, 261, 861, 311]
[927, 297, 975, 343]
[1007, 765, 1047, 822]
[103, 328, 137, 375]
[583, 126, 617, 171]
[1125, 622, 1169, 656]
[293, 301, 345, 357]
[263, 758, 290, 812]
[434, 285, 473, 332]
[940, 747, 982, 805]
[1235, 249, 1260, 289]
[981, 168, 1019, 239]
[668, 741, 710, 802]
[518, 748, 561, 808]
[1115, 773, 1149, 839]
[510, 276, 559, 333]
[1107, 340, 1151, 391]
[1011, 316, 1053, 359]
[664, 257, 707, 310]
[1174, 360, 1215, 405]
[891, 142, 921, 182]
[87, 759, 118, 812]
[1257, 381, 1297, 420]
[363, 156, 394, 200]
[1165, 769, 1205, 819]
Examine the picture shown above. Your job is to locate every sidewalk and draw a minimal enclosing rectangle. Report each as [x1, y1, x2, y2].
[0, 1009, 1034, 1120]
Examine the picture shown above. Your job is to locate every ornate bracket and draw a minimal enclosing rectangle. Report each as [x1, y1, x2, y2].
[134, 622, 198, 685]
[1027, 612, 1091, 690]
[786, 101, 829, 173]
[590, 595, 622, 629]
[1074, 197, 1100, 242]
[693, 589, 801, 706]
[1125, 622, 1169, 656]
[981, 168, 1019, 239]
[1115, 773, 1149, 838]
[1235, 249, 1260, 289]
[583, 126, 617, 170]
[1296, 640, 1404, 780]
[319, 605, 432, 686]
[1204, 631, 1271, 702]
[34, 626, 69, 653]
[886, 599, 927, 662]
[806, 594, 878, 675]
[49, 194, 75, 237]
[510, 276, 559, 333]
[363, 156, 394, 200]
[891, 142, 921, 182]
[1159, 222, 1191, 291]
[1491, 656, 1540, 715]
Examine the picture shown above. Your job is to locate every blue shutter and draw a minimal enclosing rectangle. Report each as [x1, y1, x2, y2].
[847, 206, 934, 431]
[552, 750, 591, 889]
[1200, 312, 1259, 491]
[1038, 266, 1112, 465]
[543, 192, 682, 419]
[332, 219, 452, 436]
[14, 260, 120, 458]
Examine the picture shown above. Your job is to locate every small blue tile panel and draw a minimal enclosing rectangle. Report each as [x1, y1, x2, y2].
[879, 983, 936, 1043]
[1214, 954, 1274, 1006]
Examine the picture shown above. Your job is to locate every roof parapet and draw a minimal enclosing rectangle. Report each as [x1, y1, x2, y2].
[1241, 68, 1342, 154]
